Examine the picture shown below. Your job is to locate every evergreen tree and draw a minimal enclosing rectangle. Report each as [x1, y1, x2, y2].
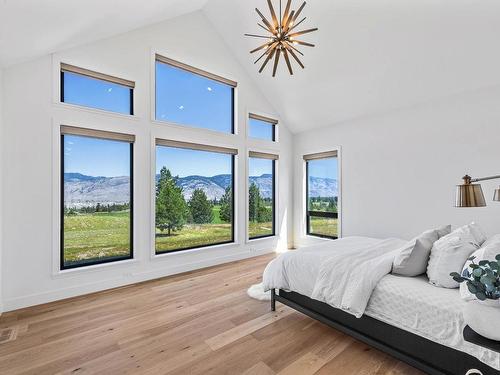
[249, 183, 261, 222]
[155, 167, 188, 235]
[189, 188, 214, 224]
[219, 186, 232, 223]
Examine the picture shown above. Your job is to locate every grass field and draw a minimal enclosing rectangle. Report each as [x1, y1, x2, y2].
[249, 221, 273, 238]
[309, 217, 338, 238]
[63, 211, 131, 266]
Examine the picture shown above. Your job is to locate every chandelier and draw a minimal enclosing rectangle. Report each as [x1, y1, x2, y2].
[245, 0, 318, 77]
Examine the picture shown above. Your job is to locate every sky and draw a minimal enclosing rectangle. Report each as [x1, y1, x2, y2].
[63, 72, 131, 115]
[156, 146, 232, 177]
[62, 66, 334, 180]
[249, 118, 274, 141]
[249, 157, 272, 177]
[64, 135, 130, 177]
[156, 62, 233, 133]
[308, 157, 338, 180]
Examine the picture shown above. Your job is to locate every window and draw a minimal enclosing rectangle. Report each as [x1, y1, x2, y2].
[248, 152, 277, 239]
[155, 140, 236, 254]
[155, 54, 236, 133]
[61, 64, 134, 115]
[61, 126, 134, 269]
[248, 113, 277, 141]
[305, 151, 339, 239]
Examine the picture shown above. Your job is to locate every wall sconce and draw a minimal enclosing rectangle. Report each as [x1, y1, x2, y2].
[456, 174, 500, 207]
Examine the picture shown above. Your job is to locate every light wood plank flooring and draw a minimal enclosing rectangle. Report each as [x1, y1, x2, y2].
[0, 254, 423, 375]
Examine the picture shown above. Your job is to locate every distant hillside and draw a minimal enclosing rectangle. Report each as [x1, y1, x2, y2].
[64, 173, 338, 207]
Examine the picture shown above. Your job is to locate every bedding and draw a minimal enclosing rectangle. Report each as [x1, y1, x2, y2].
[263, 236, 407, 318]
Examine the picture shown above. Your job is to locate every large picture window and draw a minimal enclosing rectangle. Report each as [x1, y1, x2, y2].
[248, 152, 277, 239]
[305, 151, 339, 239]
[61, 126, 134, 269]
[61, 64, 134, 115]
[155, 55, 236, 133]
[248, 113, 277, 141]
[155, 140, 236, 254]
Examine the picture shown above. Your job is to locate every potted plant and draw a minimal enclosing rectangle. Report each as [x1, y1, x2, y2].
[451, 254, 500, 340]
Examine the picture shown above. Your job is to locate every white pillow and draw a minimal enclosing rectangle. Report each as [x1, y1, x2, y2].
[468, 222, 487, 246]
[483, 234, 500, 248]
[427, 225, 480, 288]
[460, 242, 500, 301]
[436, 224, 452, 238]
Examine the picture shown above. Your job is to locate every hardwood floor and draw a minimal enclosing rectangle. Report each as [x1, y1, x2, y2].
[0, 254, 423, 375]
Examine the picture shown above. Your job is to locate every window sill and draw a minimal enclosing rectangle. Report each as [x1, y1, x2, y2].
[52, 258, 140, 278]
[246, 235, 277, 244]
[151, 118, 239, 138]
[151, 241, 237, 260]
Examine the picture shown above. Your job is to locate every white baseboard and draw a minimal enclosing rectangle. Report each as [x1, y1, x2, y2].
[2, 248, 275, 312]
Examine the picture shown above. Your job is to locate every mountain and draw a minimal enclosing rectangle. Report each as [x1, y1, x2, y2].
[64, 174, 130, 208]
[308, 176, 338, 198]
[64, 173, 338, 207]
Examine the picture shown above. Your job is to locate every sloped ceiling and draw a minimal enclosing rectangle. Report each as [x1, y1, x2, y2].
[0, 0, 208, 67]
[204, 0, 500, 132]
[1, 1, 500, 133]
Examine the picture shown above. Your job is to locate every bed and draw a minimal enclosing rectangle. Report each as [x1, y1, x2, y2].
[263, 237, 500, 375]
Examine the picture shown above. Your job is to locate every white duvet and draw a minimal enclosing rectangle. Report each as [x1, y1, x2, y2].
[263, 236, 406, 318]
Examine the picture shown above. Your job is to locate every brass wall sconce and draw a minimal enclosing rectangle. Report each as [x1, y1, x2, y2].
[456, 174, 500, 207]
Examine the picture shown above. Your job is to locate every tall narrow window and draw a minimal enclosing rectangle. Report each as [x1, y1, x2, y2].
[155, 140, 236, 254]
[61, 126, 134, 269]
[305, 151, 339, 239]
[248, 113, 277, 141]
[61, 64, 134, 115]
[155, 55, 236, 133]
[248, 152, 277, 239]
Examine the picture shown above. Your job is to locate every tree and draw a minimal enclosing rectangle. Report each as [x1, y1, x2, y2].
[219, 186, 232, 223]
[249, 183, 261, 222]
[189, 188, 213, 224]
[155, 167, 188, 235]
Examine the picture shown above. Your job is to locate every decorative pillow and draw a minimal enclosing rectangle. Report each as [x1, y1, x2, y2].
[427, 225, 480, 288]
[460, 241, 500, 301]
[392, 230, 439, 276]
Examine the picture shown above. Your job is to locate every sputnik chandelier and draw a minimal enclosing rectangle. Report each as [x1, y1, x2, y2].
[245, 0, 318, 77]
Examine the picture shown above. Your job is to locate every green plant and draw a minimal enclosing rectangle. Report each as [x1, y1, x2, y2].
[450, 254, 500, 301]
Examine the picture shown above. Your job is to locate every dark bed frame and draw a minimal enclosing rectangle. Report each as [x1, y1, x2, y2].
[271, 289, 499, 375]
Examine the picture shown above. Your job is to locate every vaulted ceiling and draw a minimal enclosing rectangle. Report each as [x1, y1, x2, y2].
[2, 0, 500, 133]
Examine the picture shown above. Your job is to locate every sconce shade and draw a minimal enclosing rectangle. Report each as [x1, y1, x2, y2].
[494, 187, 500, 202]
[455, 183, 486, 207]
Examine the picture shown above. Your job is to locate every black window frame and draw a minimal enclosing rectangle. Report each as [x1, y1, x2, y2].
[60, 68, 134, 116]
[60, 133, 134, 270]
[248, 158, 276, 240]
[154, 57, 236, 135]
[305, 158, 339, 240]
[154, 147, 235, 255]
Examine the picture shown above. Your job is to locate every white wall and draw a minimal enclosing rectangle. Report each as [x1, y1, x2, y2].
[294, 86, 500, 246]
[0, 68, 3, 313]
[1, 11, 293, 312]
